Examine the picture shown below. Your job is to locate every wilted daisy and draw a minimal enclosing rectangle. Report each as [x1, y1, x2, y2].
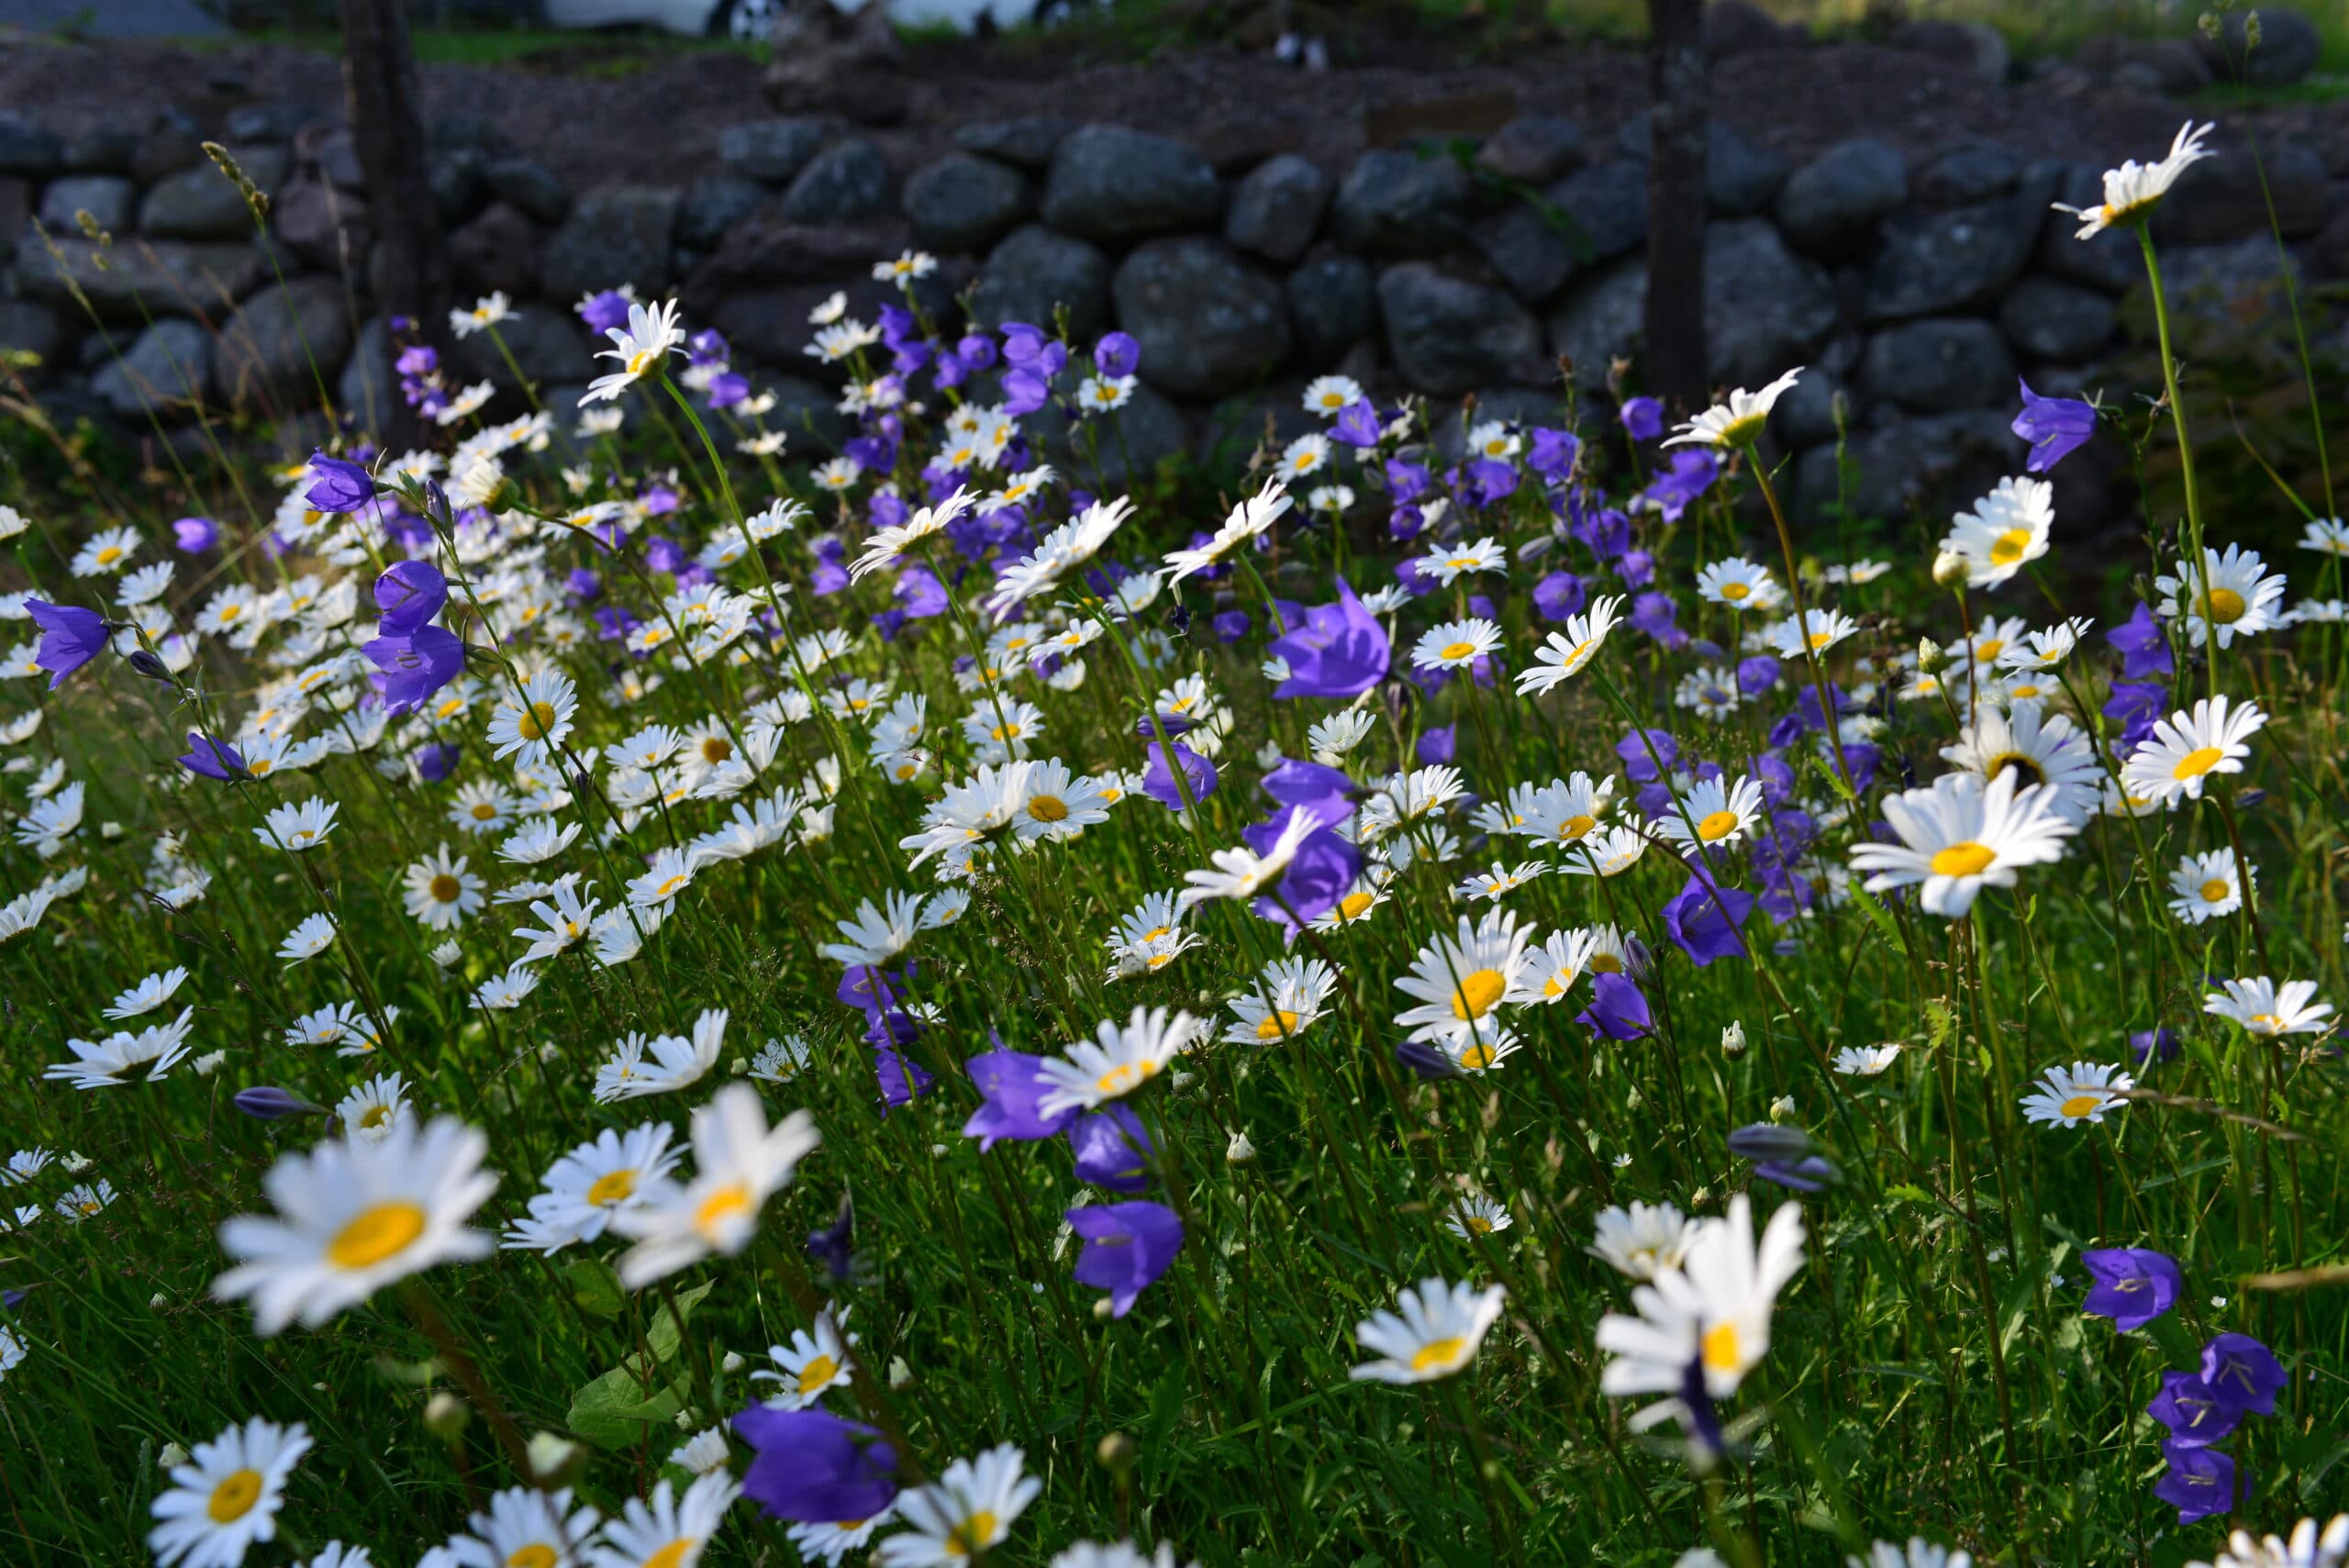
[1941, 476, 2054, 589]
[610, 1084, 820, 1288]
[1224, 957, 1340, 1045]
[256, 796, 338, 852]
[147, 1417, 312, 1568]
[1518, 595, 1623, 695]
[2121, 695, 2266, 806]
[1848, 769, 2076, 917]
[1347, 1277, 1507, 1384]
[2020, 1061, 2135, 1127]
[277, 913, 338, 965]
[1664, 369, 1801, 449]
[2204, 977, 2333, 1039]
[1036, 1007, 1199, 1115]
[1588, 1201, 1698, 1281]
[212, 1117, 496, 1334]
[876, 1444, 1042, 1568]
[850, 488, 975, 582]
[2054, 119, 2213, 238]
[2168, 850, 2251, 923]
[583, 1473, 740, 1568]
[752, 1302, 858, 1409]
[1833, 1044, 1903, 1076]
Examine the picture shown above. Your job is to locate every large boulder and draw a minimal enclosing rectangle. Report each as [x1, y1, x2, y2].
[1379, 262, 1547, 395]
[1477, 115, 1585, 184]
[452, 302, 591, 390]
[2154, 143, 2327, 244]
[1030, 380, 1190, 487]
[954, 117, 1071, 170]
[1915, 139, 2021, 205]
[141, 163, 263, 240]
[450, 201, 544, 299]
[270, 177, 369, 273]
[1865, 194, 2041, 320]
[1997, 278, 2117, 361]
[1286, 254, 1377, 362]
[1041, 125, 1220, 243]
[1551, 161, 1650, 261]
[340, 317, 397, 436]
[1861, 317, 2015, 412]
[966, 223, 1111, 337]
[1616, 116, 1787, 216]
[0, 299, 66, 379]
[92, 317, 212, 420]
[211, 276, 351, 408]
[1328, 148, 1476, 257]
[1776, 138, 1907, 257]
[541, 186, 679, 302]
[0, 115, 62, 178]
[39, 174, 136, 234]
[678, 175, 767, 252]
[719, 119, 825, 187]
[14, 239, 264, 325]
[903, 153, 1030, 254]
[781, 139, 894, 225]
[1112, 237, 1291, 400]
[485, 158, 569, 225]
[1223, 154, 1331, 265]
[2196, 6, 2321, 87]
[1547, 219, 1834, 389]
[1707, 0, 1807, 56]
[1471, 160, 1651, 306]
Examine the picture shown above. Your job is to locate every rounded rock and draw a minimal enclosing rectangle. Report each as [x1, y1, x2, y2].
[1112, 237, 1292, 400]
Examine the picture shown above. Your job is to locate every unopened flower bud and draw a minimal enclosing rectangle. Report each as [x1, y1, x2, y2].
[1768, 1095, 1798, 1123]
[1932, 550, 1970, 587]
[721, 1351, 745, 1373]
[527, 1431, 584, 1482]
[1225, 1129, 1256, 1164]
[423, 1392, 470, 1440]
[150, 1292, 170, 1309]
[160, 1441, 189, 1469]
[1720, 1020, 1746, 1055]
[1096, 1431, 1135, 1472]
[1916, 637, 1951, 675]
[1729, 1123, 1812, 1162]
[234, 1086, 327, 1121]
[886, 1356, 911, 1389]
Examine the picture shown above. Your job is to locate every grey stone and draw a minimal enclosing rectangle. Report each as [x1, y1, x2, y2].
[1864, 195, 2040, 321]
[1477, 115, 1585, 185]
[1551, 161, 1650, 261]
[1615, 117, 1789, 216]
[450, 201, 542, 298]
[39, 175, 136, 235]
[1475, 204, 1576, 306]
[1769, 365, 1848, 450]
[954, 117, 1072, 170]
[2313, 206, 2349, 281]
[2159, 237, 2306, 333]
[1794, 410, 2016, 523]
[966, 223, 1111, 337]
[1329, 148, 1475, 257]
[141, 163, 262, 240]
[1223, 153, 1330, 265]
[2076, 34, 2210, 95]
[339, 317, 396, 439]
[211, 276, 352, 409]
[486, 158, 571, 225]
[133, 109, 205, 185]
[299, 124, 365, 192]
[1112, 237, 1291, 400]
[1379, 262, 1547, 395]
[1041, 125, 1221, 243]
[2155, 143, 2328, 243]
[1861, 317, 2014, 412]
[2197, 6, 2321, 88]
[63, 128, 139, 174]
[1545, 219, 1836, 388]
[223, 101, 323, 144]
[1032, 379, 1189, 487]
[1286, 254, 1377, 362]
[271, 177, 368, 273]
[0, 298, 66, 378]
[679, 175, 767, 251]
[541, 185, 680, 302]
[13, 237, 263, 325]
[451, 302, 589, 390]
[1916, 140, 2021, 205]
[781, 139, 894, 224]
[1997, 277, 2116, 361]
[719, 119, 825, 186]
[2036, 164, 2140, 293]
[92, 317, 212, 420]
[902, 152, 1030, 254]
[0, 114, 62, 179]
[1888, 19, 2008, 82]
[1776, 137, 1907, 257]
[0, 177, 29, 258]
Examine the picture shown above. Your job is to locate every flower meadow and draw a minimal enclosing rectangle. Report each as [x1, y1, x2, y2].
[5, 121, 2349, 1568]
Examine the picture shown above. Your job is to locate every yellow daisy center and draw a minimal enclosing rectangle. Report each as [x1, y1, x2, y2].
[514, 701, 559, 741]
[1095, 1060, 1159, 1096]
[1930, 841, 1998, 878]
[1028, 795, 1068, 823]
[1464, 1215, 1493, 1233]
[94, 544, 124, 566]
[328, 1201, 426, 1269]
[1696, 809, 1740, 841]
[507, 1545, 558, 1568]
[2200, 878, 2231, 904]
[429, 873, 462, 902]
[694, 1182, 753, 1240]
[1974, 639, 2006, 662]
[1439, 640, 1475, 661]
[1338, 891, 1375, 920]
[1988, 528, 2033, 567]
[1558, 814, 1596, 841]
[586, 1168, 638, 1206]
[1720, 582, 1750, 601]
[625, 348, 661, 378]
[2173, 746, 2225, 780]
[1701, 1320, 1742, 1372]
[702, 737, 732, 763]
[207, 1469, 263, 1523]
[1451, 968, 1507, 1021]
[1457, 1040, 1499, 1070]
[640, 1538, 694, 1568]
[1587, 953, 1622, 973]
[796, 1354, 839, 1396]
[1409, 1335, 1467, 1373]
[1254, 1009, 1302, 1041]
[2058, 1093, 2104, 1119]
[945, 1512, 998, 1558]
[2204, 587, 2246, 625]
[471, 802, 498, 820]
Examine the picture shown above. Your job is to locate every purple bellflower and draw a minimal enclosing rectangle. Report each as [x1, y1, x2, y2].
[1067, 1199, 1185, 1318]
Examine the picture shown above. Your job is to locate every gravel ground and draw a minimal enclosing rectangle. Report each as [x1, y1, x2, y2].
[4, 26, 2346, 197]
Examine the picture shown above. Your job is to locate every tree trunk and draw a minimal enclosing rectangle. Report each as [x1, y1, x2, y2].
[340, 0, 446, 452]
[1643, 0, 1709, 410]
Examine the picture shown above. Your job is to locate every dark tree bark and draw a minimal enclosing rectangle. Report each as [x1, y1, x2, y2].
[1643, 0, 1709, 409]
[340, 0, 447, 451]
